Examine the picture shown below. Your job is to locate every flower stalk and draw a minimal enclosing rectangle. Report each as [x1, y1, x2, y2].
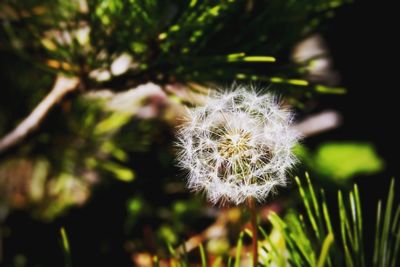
[248, 197, 258, 267]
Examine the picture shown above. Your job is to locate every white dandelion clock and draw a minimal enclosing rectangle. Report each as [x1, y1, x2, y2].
[176, 87, 300, 205]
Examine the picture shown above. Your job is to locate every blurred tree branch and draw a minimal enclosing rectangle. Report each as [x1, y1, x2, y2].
[295, 110, 342, 137]
[0, 75, 79, 154]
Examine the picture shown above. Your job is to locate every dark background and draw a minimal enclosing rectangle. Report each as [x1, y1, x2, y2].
[320, 0, 398, 195]
[319, 0, 399, 258]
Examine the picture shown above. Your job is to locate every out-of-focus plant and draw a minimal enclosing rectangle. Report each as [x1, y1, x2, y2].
[0, 83, 180, 220]
[1, 0, 348, 91]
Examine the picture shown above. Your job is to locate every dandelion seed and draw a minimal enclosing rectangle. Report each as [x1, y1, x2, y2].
[176, 86, 300, 205]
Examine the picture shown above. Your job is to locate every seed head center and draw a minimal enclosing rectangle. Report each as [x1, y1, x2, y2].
[218, 129, 252, 159]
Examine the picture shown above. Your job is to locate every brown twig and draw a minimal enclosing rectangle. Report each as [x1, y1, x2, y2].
[0, 75, 79, 154]
[177, 210, 228, 254]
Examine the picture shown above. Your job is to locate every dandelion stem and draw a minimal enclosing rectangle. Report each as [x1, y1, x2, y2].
[248, 197, 258, 267]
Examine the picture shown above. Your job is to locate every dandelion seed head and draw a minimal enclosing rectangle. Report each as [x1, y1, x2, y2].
[176, 86, 300, 205]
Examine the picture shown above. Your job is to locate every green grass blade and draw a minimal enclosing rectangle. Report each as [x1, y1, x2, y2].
[60, 227, 72, 267]
[390, 223, 400, 267]
[386, 181, 399, 267]
[234, 231, 244, 267]
[317, 233, 334, 267]
[268, 213, 304, 266]
[391, 205, 400, 234]
[259, 226, 285, 267]
[338, 191, 354, 267]
[388, 206, 400, 263]
[340, 191, 355, 248]
[289, 214, 316, 266]
[321, 189, 333, 234]
[258, 226, 268, 239]
[338, 191, 347, 246]
[320, 189, 333, 267]
[349, 191, 360, 264]
[296, 176, 320, 240]
[199, 243, 207, 267]
[354, 184, 365, 267]
[227, 256, 233, 267]
[373, 200, 382, 266]
[306, 173, 323, 232]
[379, 179, 395, 266]
[343, 244, 354, 267]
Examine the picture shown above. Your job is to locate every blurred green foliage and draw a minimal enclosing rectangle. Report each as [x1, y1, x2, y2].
[314, 142, 384, 180]
[296, 142, 384, 182]
[1, 0, 348, 92]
